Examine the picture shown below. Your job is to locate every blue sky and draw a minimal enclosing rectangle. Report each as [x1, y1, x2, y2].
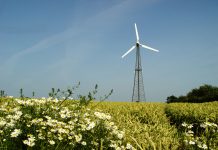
[0, 0, 218, 102]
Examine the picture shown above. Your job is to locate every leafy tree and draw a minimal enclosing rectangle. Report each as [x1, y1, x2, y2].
[166, 84, 218, 103]
[187, 84, 218, 103]
[166, 95, 178, 103]
[177, 95, 188, 103]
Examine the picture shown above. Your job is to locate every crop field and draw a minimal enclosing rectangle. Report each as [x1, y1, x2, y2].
[92, 102, 218, 149]
[0, 97, 217, 150]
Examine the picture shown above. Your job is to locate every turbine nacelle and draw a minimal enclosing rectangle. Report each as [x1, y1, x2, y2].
[121, 23, 159, 59]
[136, 42, 140, 47]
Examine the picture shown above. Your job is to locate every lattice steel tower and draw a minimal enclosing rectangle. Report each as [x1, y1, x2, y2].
[132, 44, 145, 102]
[121, 23, 159, 102]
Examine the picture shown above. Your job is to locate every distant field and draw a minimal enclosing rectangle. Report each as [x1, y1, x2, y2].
[90, 101, 218, 149]
[91, 102, 180, 149]
[0, 98, 217, 149]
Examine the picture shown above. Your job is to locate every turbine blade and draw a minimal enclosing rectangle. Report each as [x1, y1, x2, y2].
[135, 23, 139, 43]
[140, 44, 159, 52]
[121, 45, 136, 58]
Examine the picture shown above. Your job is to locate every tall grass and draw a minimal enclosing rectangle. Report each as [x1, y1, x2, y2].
[91, 102, 180, 150]
[1, 96, 217, 150]
[165, 102, 218, 149]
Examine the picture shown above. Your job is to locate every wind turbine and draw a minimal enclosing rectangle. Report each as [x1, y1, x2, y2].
[122, 23, 159, 102]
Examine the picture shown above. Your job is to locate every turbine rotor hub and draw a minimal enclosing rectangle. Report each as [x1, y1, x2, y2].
[136, 43, 140, 47]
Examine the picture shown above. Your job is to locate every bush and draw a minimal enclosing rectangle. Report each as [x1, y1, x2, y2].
[165, 102, 218, 149]
[181, 122, 218, 150]
[0, 97, 134, 150]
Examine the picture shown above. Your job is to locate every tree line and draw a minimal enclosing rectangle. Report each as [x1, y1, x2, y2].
[166, 84, 218, 103]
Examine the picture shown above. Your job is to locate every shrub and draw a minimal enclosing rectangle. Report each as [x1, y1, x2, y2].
[0, 97, 134, 150]
[181, 122, 218, 149]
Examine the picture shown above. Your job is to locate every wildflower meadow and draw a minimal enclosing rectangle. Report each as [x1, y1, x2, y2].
[0, 87, 217, 149]
[0, 97, 134, 150]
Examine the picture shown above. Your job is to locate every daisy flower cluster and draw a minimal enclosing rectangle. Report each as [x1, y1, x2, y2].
[0, 97, 135, 149]
[182, 121, 218, 150]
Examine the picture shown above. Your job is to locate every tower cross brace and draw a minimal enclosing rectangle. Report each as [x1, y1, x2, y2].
[132, 45, 145, 102]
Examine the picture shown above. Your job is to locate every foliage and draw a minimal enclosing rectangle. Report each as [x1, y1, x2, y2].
[165, 102, 218, 149]
[187, 84, 218, 103]
[165, 102, 218, 126]
[0, 90, 133, 150]
[1, 85, 218, 149]
[92, 102, 180, 150]
[181, 122, 218, 150]
[166, 84, 218, 103]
